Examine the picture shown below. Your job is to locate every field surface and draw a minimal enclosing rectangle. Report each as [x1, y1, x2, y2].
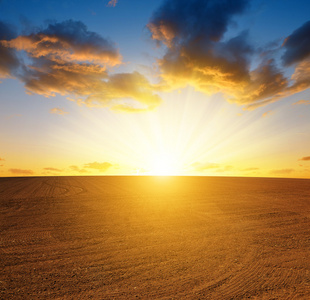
[1, 176, 310, 299]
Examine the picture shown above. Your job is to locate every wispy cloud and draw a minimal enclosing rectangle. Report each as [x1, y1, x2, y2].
[262, 110, 274, 118]
[243, 167, 259, 172]
[292, 100, 310, 105]
[269, 168, 294, 175]
[191, 162, 235, 173]
[84, 161, 114, 171]
[299, 156, 310, 161]
[50, 108, 68, 115]
[0, 157, 4, 161]
[9, 168, 34, 175]
[43, 167, 62, 172]
[107, 0, 118, 7]
[69, 165, 88, 174]
[191, 162, 220, 172]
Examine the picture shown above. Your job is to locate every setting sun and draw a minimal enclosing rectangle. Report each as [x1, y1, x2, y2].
[149, 153, 180, 176]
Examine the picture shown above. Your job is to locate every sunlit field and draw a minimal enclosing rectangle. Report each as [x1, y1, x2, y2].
[1, 176, 310, 299]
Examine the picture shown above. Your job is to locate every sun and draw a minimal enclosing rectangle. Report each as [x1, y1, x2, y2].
[149, 153, 180, 176]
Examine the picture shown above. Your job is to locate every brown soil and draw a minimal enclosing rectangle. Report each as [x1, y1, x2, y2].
[1, 176, 310, 299]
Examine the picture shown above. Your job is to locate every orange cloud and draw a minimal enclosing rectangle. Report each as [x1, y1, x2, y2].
[292, 100, 310, 105]
[0, 20, 162, 113]
[1, 23, 121, 66]
[299, 156, 310, 161]
[84, 161, 113, 171]
[69, 165, 88, 174]
[50, 108, 68, 115]
[269, 169, 294, 175]
[0, 157, 4, 161]
[262, 110, 274, 118]
[43, 167, 62, 172]
[85, 72, 162, 112]
[107, 0, 118, 7]
[9, 168, 34, 175]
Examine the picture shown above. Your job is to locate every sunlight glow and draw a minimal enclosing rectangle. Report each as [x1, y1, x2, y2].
[149, 153, 180, 176]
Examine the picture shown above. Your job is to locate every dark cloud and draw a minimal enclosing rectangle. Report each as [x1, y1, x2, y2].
[2, 20, 121, 65]
[9, 168, 34, 175]
[148, 0, 248, 46]
[147, 1, 310, 109]
[299, 156, 310, 161]
[147, 0, 292, 108]
[282, 21, 310, 66]
[0, 21, 20, 78]
[0, 20, 161, 112]
[148, 0, 252, 95]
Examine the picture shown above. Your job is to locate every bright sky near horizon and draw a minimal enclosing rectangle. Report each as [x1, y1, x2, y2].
[0, 0, 310, 178]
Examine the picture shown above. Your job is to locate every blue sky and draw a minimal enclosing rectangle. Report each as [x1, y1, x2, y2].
[0, 0, 310, 177]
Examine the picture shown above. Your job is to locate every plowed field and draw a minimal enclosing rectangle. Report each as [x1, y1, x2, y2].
[1, 176, 310, 299]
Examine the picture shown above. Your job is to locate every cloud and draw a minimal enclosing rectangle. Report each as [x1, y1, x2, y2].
[147, 1, 310, 110]
[0, 157, 4, 161]
[147, 0, 291, 108]
[148, 0, 252, 93]
[0, 20, 161, 112]
[191, 162, 219, 172]
[243, 167, 259, 171]
[85, 71, 162, 111]
[299, 156, 310, 161]
[69, 165, 88, 174]
[84, 161, 113, 171]
[216, 165, 234, 172]
[43, 167, 62, 172]
[148, 0, 248, 47]
[269, 168, 294, 175]
[0, 21, 20, 78]
[282, 21, 310, 66]
[9, 168, 34, 175]
[277, 21, 310, 102]
[191, 162, 236, 173]
[262, 110, 274, 118]
[292, 100, 310, 105]
[50, 107, 68, 115]
[107, 0, 118, 7]
[5, 113, 22, 120]
[2, 20, 121, 66]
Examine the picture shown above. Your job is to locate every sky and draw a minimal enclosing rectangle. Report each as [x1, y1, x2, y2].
[0, 0, 310, 178]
